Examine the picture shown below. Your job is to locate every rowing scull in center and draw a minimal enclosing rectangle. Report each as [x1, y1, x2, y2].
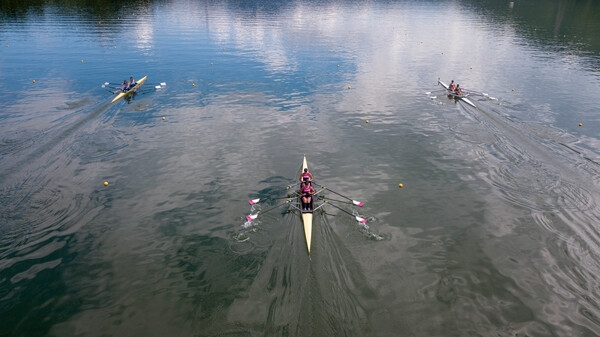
[300, 155, 314, 253]
[111, 75, 147, 103]
[438, 79, 476, 108]
[246, 155, 368, 255]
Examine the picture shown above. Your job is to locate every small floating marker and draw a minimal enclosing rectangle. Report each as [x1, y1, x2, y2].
[579, 123, 582, 127]
[512, 88, 515, 91]
[347, 85, 351, 89]
[596, 68, 599, 71]
[103, 181, 109, 186]
[210, 62, 214, 65]
[470, 67, 472, 69]
[398, 183, 403, 188]
[32, 80, 36, 83]
[192, 83, 195, 87]
[337, 64, 340, 67]
[162, 117, 166, 120]
[365, 119, 369, 124]
[81, 59, 84, 63]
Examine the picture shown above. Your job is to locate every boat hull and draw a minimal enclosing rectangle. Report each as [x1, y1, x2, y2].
[111, 75, 147, 103]
[301, 155, 313, 254]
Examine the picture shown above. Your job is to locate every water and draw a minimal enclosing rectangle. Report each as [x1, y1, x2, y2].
[1, 0, 600, 336]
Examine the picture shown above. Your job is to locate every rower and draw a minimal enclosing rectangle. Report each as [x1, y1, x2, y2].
[300, 180, 315, 211]
[121, 80, 129, 93]
[448, 80, 456, 92]
[299, 168, 313, 183]
[128, 76, 136, 89]
[454, 84, 462, 96]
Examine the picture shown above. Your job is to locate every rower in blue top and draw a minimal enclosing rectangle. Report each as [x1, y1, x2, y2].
[120, 77, 137, 93]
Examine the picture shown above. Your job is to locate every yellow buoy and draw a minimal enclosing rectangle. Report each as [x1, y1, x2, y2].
[512, 88, 515, 91]
[81, 59, 84, 63]
[192, 83, 195, 87]
[347, 85, 351, 89]
[32, 80, 36, 83]
[103, 181, 109, 186]
[579, 123, 582, 127]
[162, 117, 166, 120]
[366, 120, 369, 124]
[398, 183, 403, 188]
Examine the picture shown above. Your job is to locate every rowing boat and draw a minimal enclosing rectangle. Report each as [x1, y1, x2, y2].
[245, 156, 368, 255]
[438, 79, 476, 108]
[111, 75, 147, 103]
[300, 155, 314, 254]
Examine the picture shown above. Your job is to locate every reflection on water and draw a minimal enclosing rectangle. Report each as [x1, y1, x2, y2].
[1, 0, 600, 336]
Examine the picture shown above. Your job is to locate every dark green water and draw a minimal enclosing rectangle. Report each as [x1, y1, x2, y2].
[1, 0, 600, 336]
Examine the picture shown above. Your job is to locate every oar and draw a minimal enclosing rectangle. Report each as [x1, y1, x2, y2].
[246, 199, 294, 221]
[248, 183, 301, 205]
[315, 196, 358, 206]
[426, 88, 449, 95]
[323, 200, 367, 223]
[249, 194, 297, 205]
[313, 183, 363, 206]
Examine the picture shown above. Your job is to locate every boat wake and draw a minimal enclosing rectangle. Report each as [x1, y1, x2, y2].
[442, 97, 600, 335]
[225, 213, 377, 337]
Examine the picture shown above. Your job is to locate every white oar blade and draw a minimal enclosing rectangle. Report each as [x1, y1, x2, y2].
[356, 216, 367, 223]
[352, 200, 364, 207]
[248, 198, 261, 205]
[246, 214, 258, 221]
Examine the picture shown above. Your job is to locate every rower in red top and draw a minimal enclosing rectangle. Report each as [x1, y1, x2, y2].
[299, 168, 314, 183]
[300, 180, 315, 211]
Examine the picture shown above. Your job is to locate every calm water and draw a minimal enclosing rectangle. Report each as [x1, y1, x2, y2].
[1, 0, 600, 336]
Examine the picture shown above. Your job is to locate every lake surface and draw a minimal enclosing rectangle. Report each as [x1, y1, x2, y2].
[1, 0, 600, 336]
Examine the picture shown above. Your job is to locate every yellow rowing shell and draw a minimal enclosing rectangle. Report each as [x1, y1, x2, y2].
[111, 75, 147, 103]
[301, 155, 313, 254]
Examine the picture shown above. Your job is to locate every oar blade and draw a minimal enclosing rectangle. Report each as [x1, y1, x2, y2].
[246, 214, 258, 221]
[356, 216, 367, 223]
[352, 200, 364, 207]
[249, 198, 260, 205]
